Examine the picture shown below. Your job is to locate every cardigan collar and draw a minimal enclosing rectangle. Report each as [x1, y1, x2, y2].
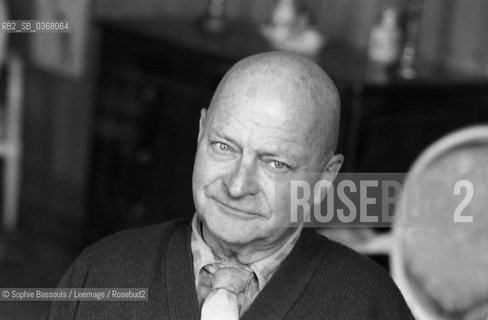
[164, 222, 326, 320]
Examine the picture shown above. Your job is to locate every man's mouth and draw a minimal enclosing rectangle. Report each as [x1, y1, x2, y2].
[212, 198, 261, 219]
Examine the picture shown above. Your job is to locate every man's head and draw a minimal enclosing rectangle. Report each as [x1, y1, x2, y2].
[192, 52, 343, 259]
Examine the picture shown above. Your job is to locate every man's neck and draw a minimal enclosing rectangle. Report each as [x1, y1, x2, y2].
[201, 222, 302, 265]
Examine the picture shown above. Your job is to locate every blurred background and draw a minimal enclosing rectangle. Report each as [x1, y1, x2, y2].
[0, 0, 487, 319]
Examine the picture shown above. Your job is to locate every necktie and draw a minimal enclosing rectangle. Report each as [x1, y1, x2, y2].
[201, 265, 254, 320]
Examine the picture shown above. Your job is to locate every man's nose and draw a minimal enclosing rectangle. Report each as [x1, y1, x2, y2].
[223, 158, 259, 198]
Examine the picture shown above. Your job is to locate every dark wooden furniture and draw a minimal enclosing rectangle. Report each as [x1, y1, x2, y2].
[88, 17, 488, 241]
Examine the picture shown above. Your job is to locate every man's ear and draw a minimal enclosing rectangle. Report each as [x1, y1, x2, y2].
[313, 153, 344, 204]
[197, 108, 207, 142]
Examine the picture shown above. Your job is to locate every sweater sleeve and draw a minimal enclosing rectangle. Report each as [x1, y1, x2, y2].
[368, 273, 416, 320]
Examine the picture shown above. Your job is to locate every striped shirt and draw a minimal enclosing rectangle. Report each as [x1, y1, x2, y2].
[191, 215, 301, 316]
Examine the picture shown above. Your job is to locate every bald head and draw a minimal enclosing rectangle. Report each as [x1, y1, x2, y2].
[206, 51, 341, 160]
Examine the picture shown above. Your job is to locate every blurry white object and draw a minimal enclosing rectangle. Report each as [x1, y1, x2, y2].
[397, 0, 424, 79]
[0, 53, 24, 232]
[368, 7, 401, 65]
[0, 0, 23, 232]
[262, 26, 324, 56]
[0, 0, 8, 65]
[320, 126, 488, 320]
[31, 0, 91, 78]
[261, 0, 325, 56]
[199, 0, 227, 34]
[391, 126, 488, 320]
[270, 0, 296, 31]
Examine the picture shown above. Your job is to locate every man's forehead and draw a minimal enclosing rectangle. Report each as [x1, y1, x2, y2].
[208, 103, 312, 138]
[212, 77, 317, 124]
[206, 105, 321, 157]
[209, 86, 326, 145]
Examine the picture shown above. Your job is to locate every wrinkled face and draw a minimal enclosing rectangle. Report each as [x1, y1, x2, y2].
[192, 72, 336, 248]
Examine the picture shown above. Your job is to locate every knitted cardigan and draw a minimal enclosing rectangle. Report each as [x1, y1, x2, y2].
[45, 219, 414, 319]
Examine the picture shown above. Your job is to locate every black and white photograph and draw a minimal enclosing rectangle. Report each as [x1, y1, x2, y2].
[0, 0, 487, 319]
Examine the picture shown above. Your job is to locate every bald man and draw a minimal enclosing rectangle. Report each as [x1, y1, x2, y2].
[46, 52, 414, 319]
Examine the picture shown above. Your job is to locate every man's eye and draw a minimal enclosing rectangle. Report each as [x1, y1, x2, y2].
[271, 160, 290, 170]
[219, 143, 230, 151]
[213, 142, 231, 153]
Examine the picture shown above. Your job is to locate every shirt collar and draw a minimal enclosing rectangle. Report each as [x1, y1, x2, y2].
[191, 215, 217, 287]
[191, 214, 302, 291]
